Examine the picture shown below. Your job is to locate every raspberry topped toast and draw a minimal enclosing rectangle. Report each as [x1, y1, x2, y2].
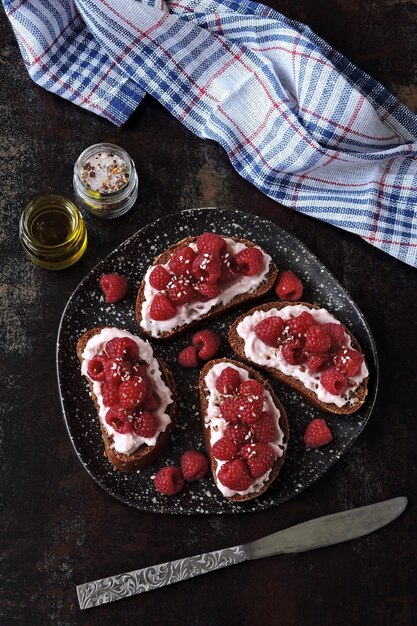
[77, 327, 177, 471]
[199, 359, 289, 502]
[229, 302, 369, 415]
[136, 233, 277, 339]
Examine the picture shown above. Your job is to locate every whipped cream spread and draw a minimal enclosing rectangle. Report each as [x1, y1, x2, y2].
[140, 238, 272, 338]
[236, 305, 369, 407]
[204, 362, 286, 498]
[81, 328, 173, 455]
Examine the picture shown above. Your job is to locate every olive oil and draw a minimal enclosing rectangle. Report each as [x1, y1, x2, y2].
[30, 208, 73, 246]
[19, 195, 87, 269]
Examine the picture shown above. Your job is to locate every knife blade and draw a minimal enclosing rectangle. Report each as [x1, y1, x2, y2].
[76, 497, 407, 610]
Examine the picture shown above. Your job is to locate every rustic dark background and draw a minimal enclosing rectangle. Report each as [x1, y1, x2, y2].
[1, 1, 416, 625]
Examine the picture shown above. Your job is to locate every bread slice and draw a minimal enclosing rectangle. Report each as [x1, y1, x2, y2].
[228, 302, 368, 415]
[199, 358, 289, 502]
[136, 236, 277, 340]
[77, 327, 177, 472]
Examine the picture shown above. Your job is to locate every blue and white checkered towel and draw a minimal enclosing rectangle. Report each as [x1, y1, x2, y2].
[4, 0, 417, 267]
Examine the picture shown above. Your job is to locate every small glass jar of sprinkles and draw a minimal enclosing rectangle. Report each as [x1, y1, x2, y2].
[73, 143, 138, 219]
[19, 195, 87, 270]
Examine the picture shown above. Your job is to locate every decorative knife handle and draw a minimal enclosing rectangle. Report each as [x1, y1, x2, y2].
[77, 545, 247, 610]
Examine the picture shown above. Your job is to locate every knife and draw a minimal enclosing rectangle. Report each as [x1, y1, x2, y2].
[76, 496, 407, 610]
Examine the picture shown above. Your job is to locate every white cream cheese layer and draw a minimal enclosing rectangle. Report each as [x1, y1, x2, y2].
[204, 362, 286, 498]
[81, 328, 173, 455]
[236, 305, 368, 407]
[140, 238, 272, 337]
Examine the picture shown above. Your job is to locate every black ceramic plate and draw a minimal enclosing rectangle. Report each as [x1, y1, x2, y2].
[57, 208, 378, 514]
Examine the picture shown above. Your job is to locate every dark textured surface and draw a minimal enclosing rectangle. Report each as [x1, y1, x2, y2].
[1, 1, 417, 625]
[58, 208, 377, 514]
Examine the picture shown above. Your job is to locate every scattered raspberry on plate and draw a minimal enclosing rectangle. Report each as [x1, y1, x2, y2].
[100, 273, 128, 303]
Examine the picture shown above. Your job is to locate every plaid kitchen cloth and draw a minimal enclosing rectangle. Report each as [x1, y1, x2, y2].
[4, 0, 417, 267]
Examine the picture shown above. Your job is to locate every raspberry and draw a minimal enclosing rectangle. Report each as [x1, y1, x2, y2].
[194, 280, 220, 301]
[131, 363, 148, 379]
[178, 345, 200, 368]
[320, 367, 348, 396]
[154, 466, 184, 495]
[181, 450, 209, 482]
[303, 418, 333, 448]
[192, 253, 221, 284]
[219, 249, 240, 282]
[235, 247, 263, 276]
[241, 443, 276, 478]
[104, 357, 132, 385]
[306, 354, 331, 373]
[275, 270, 303, 301]
[133, 410, 158, 438]
[305, 325, 332, 355]
[102, 383, 120, 407]
[166, 277, 195, 306]
[281, 339, 305, 365]
[287, 311, 315, 338]
[217, 459, 253, 491]
[212, 437, 238, 461]
[99, 273, 128, 303]
[224, 421, 249, 446]
[192, 329, 221, 360]
[119, 375, 148, 408]
[149, 265, 171, 291]
[105, 406, 133, 434]
[105, 337, 139, 362]
[254, 316, 285, 347]
[216, 367, 241, 395]
[196, 232, 225, 255]
[168, 246, 197, 277]
[252, 411, 277, 443]
[219, 398, 239, 421]
[334, 348, 364, 377]
[239, 379, 264, 400]
[149, 294, 177, 321]
[142, 390, 160, 411]
[87, 354, 108, 381]
[321, 323, 346, 350]
[131, 366, 151, 395]
[235, 396, 263, 424]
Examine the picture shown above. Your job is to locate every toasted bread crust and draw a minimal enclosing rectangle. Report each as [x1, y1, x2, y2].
[228, 302, 368, 415]
[77, 327, 177, 472]
[135, 236, 277, 340]
[199, 358, 289, 502]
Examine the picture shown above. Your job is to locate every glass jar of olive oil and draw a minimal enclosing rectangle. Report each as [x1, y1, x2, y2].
[19, 195, 87, 269]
